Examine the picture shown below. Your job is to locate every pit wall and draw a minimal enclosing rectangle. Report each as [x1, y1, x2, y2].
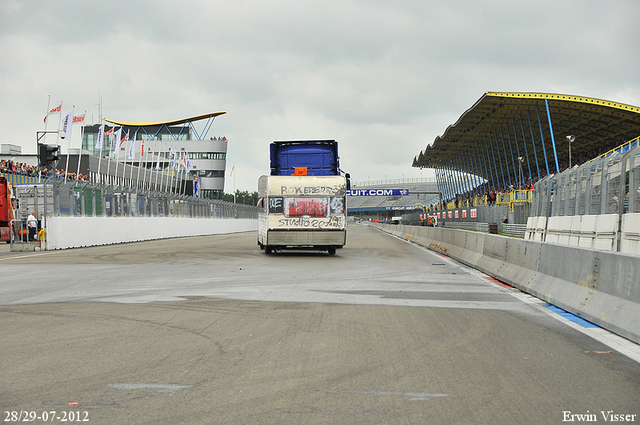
[376, 223, 640, 345]
[44, 216, 257, 250]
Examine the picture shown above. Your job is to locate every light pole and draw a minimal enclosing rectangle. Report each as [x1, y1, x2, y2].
[517, 156, 524, 188]
[566, 134, 575, 169]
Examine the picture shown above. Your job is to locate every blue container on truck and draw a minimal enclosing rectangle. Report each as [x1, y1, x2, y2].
[270, 140, 339, 176]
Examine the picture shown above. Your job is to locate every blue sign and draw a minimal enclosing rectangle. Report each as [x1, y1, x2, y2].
[347, 188, 409, 197]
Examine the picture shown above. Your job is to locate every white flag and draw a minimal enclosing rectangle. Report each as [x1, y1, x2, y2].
[95, 123, 104, 150]
[127, 132, 135, 160]
[113, 128, 122, 155]
[60, 110, 73, 140]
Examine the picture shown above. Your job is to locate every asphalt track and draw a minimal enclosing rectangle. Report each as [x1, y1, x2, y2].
[1, 224, 639, 424]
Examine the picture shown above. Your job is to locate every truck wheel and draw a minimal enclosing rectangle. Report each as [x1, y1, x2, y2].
[328, 247, 336, 256]
[265, 246, 272, 255]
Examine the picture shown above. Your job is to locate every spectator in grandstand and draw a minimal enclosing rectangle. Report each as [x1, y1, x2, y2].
[608, 193, 620, 214]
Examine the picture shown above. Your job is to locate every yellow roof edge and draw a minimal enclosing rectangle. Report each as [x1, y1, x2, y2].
[486, 92, 640, 114]
[104, 111, 227, 127]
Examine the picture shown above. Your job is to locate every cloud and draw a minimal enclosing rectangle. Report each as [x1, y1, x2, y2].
[1, 0, 639, 192]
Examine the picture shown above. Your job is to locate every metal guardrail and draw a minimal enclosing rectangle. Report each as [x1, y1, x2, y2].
[441, 221, 526, 238]
[502, 223, 526, 237]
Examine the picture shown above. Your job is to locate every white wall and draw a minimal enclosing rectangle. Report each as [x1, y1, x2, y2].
[44, 216, 257, 250]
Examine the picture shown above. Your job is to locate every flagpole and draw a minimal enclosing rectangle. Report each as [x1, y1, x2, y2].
[177, 151, 184, 196]
[128, 132, 136, 186]
[144, 140, 153, 191]
[151, 143, 162, 191]
[96, 99, 103, 185]
[55, 101, 64, 178]
[173, 150, 179, 195]
[184, 150, 191, 196]
[229, 165, 236, 203]
[113, 128, 122, 188]
[106, 129, 112, 186]
[169, 145, 174, 193]
[96, 122, 104, 185]
[160, 143, 166, 193]
[64, 106, 75, 183]
[183, 151, 188, 196]
[136, 135, 143, 189]
[180, 151, 185, 196]
[43, 95, 51, 146]
[155, 141, 162, 191]
[169, 145, 175, 193]
[158, 142, 163, 192]
[75, 110, 86, 181]
[114, 131, 119, 187]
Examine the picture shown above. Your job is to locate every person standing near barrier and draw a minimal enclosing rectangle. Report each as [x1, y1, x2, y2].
[27, 210, 37, 242]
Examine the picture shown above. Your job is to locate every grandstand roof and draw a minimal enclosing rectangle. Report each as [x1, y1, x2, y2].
[412, 92, 640, 181]
[104, 112, 226, 127]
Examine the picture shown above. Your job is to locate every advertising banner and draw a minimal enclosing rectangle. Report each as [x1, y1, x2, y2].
[347, 188, 409, 196]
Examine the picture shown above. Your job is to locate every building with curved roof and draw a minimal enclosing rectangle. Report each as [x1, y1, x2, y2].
[80, 112, 228, 199]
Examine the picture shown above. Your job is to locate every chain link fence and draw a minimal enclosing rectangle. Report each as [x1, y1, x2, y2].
[46, 177, 260, 219]
[7, 175, 259, 249]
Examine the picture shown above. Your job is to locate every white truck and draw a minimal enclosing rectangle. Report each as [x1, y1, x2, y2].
[257, 174, 347, 255]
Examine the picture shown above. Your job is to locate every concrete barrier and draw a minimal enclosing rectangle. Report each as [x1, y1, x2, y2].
[578, 215, 597, 248]
[525, 213, 640, 256]
[594, 214, 618, 251]
[525, 217, 535, 240]
[568, 215, 581, 247]
[621, 213, 640, 255]
[377, 223, 640, 345]
[44, 216, 258, 250]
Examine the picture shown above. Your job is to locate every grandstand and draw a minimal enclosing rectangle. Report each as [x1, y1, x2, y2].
[347, 179, 439, 219]
[405, 92, 640, 247]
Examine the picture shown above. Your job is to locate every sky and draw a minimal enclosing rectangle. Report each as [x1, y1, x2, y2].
[1, 0, 639, 193]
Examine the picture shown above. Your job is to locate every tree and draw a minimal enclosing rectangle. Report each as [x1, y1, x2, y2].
[223, 190, 259, 205]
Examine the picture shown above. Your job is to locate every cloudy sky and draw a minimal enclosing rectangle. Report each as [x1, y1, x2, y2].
[1, 0, 639, 192]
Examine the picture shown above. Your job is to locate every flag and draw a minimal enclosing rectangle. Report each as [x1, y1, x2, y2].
[127, 132, 135, 160]
[113, 128, 122, 155]
[229, 165, 235, 176]
[44, 103, 61, 122]
[72, 113, 85, 124]
[184, 151, 190, 170]
[61, 110, 73, 140]
[141, 138, 145, 157]
[194, 175, 199, 198]
[104, 126, 114, 135]
[170, 147, 176, 168]
[95, 123, 104, 150]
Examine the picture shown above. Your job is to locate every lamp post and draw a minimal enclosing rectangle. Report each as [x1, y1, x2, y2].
[566, 134, 575, 169]
[517, 156, 525, 188]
